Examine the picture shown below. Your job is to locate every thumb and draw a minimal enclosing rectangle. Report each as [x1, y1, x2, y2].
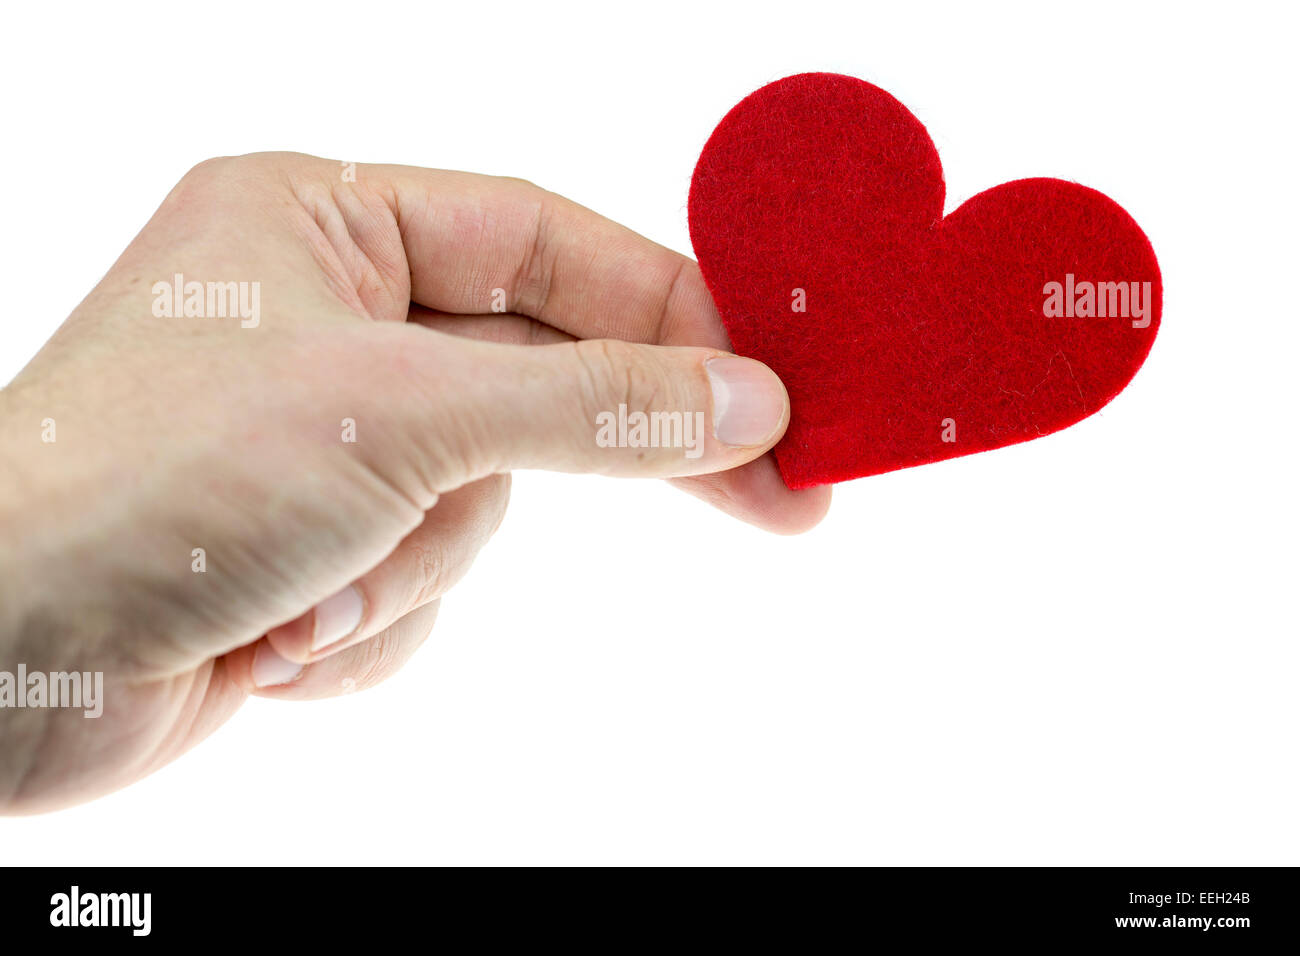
[387, 328, 790, 486]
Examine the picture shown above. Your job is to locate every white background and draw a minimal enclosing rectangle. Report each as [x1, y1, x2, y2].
[1, 1, 1296, 864]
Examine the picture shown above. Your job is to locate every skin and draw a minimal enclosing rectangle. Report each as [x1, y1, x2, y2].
[0, 153, 830, 814]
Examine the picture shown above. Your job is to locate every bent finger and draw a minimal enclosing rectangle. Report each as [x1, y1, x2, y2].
[226, 601, 442, 698]
[261, 475, 508, 665]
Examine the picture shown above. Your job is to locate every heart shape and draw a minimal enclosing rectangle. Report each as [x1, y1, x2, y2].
[688, 73, 1161, 488]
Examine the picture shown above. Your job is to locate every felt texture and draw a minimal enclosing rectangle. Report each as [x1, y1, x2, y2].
[688, 73, 1162, 488]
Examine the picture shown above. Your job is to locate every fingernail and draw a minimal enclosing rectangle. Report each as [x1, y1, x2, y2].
[706, 357, 786, 447]
[252, 642, 304, 687]
[310, 585, 364, 651]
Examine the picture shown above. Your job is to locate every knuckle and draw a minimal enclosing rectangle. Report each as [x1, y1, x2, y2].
[496, 174, 540, 191]
[408, 539, 448, 607]
[511, 198, 557, 318]
[171, 157, 237, 207]
[180, 155, 237, 184]
[170, 155, 264, 215]
[352, 610, 435, 691]
[572, 339, 664, 422]
[176, 152, 310, 200]
[354, 634, 402, 691]
[178, 154, 261, 192]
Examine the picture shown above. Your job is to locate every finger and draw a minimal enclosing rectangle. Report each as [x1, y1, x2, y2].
[260, 475, 509, 665]
[367, 165, 706, 344]
[371, 326, 789, 485]
[668, 466, 833, 536]
[226, 601, 441, 699]
[406, 305, 831, 533]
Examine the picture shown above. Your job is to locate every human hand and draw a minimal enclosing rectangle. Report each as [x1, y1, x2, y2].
[0, 153, 830, 813]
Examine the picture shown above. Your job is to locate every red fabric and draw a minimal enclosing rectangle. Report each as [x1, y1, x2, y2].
[688, 73, 1162, 488]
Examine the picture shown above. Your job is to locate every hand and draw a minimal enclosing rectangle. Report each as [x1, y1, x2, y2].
[0, 153, 830, 813]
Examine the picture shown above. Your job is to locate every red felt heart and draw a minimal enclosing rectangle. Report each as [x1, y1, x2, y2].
[688, 73, 1161, 488]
